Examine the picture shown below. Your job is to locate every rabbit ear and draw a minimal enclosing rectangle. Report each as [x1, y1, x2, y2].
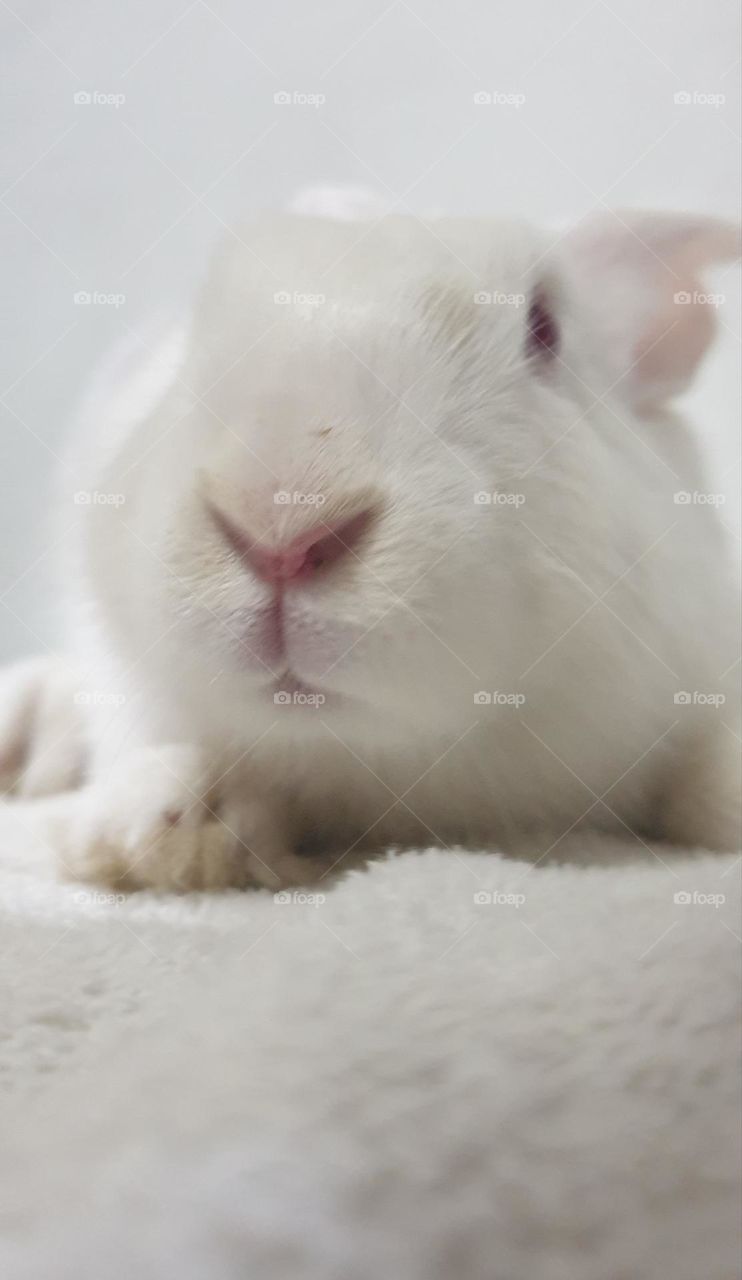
[561, 213, 740, 410]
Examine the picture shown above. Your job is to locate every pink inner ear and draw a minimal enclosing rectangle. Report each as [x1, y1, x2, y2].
[564, 213, 740, 409]
[633, 280, 717, 408]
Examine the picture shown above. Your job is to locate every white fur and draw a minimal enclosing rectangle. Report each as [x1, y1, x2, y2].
[0, 798, 739, 1279]
[2, 206, 740, 888]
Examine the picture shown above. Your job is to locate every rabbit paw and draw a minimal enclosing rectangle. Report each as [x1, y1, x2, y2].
[0, 656, 87, 798]
[62, 745, 317, 892]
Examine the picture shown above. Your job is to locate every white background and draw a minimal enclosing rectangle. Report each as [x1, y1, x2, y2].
[1, 0, 739, 660]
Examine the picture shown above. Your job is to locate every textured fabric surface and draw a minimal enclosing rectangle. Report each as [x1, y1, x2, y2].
[0, 796, 739, 1280]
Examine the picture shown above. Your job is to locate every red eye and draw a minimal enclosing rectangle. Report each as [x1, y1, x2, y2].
[526, 293, 559, 359]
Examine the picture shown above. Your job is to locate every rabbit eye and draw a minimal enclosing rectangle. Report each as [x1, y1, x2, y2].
[526, 291, 559, 360]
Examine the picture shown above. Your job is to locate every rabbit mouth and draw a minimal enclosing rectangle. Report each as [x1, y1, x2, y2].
[235, 591, 365, 682]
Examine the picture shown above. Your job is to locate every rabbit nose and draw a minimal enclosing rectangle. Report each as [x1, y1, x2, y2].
[248, 511, 375, 585]
[211, 506, 375, 586]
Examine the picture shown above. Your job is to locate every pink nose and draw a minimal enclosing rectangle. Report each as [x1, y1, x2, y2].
[211, 506, 374, 586]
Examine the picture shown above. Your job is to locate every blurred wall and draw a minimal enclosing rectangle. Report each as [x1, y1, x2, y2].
[1, 0, 739, 659]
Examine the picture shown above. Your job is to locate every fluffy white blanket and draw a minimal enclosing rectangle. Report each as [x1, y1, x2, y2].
[0, 795, 739, 1280]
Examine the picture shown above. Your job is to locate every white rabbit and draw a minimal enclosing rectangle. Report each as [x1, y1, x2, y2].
[2, 207, 739, 890]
